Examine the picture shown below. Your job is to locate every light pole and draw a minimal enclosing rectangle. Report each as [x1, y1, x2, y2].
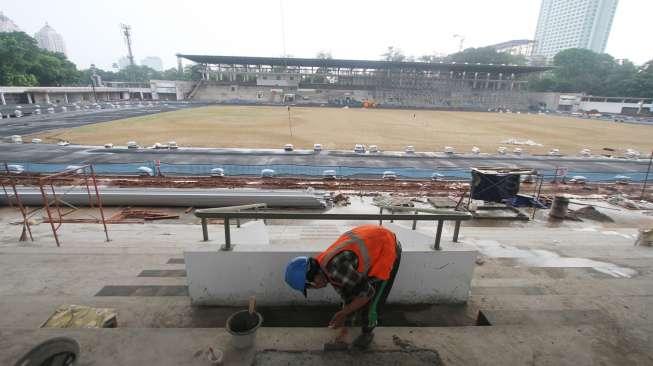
[642, 150, 653, 200]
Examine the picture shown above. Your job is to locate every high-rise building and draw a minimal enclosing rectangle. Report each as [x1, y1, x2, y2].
[534, 0, 619, 59]
[0, 11, 21, 32]
[34, 23, 67, 55]
[141, 56, 163, 71]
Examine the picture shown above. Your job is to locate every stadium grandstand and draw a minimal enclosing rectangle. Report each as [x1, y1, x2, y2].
[178, 54, 551, 110]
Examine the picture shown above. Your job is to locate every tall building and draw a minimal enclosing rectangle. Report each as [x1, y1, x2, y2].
[534, 0, 619, 59]
[0, 11, 21, 32]
[141, 56, 163, 71]
[34, 23, 67, 55]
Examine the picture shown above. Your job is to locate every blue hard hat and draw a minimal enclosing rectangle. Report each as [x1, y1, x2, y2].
[285, 256, 309, 297]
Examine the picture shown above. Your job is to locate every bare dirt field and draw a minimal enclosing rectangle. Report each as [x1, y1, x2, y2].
[34, 105, 653, 155]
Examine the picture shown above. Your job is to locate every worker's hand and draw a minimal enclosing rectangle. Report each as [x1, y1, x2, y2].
[328, 310, 347, 329]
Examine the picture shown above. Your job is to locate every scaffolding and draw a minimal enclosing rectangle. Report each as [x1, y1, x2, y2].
[1, 163, 33, 242]
[38, 164, 109, 247]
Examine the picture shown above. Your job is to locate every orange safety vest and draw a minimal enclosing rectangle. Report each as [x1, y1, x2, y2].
[316, 225, 397, 282]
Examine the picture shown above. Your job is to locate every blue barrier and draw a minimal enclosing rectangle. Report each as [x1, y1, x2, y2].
[7, 161, 649, 182]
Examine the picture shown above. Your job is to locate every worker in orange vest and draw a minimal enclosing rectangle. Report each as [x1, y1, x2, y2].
[284, 225, 402, 349]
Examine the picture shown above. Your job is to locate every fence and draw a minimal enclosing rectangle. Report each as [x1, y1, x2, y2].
[5, 161, 650, 182]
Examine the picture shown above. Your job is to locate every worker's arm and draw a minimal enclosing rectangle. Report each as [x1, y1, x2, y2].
[329, 296, 370, 328]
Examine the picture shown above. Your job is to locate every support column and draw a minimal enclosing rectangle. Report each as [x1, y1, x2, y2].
[26, 93, 33, 104]
[44, 93, 50, 104]
[64, 93, 69, 104]
[139, 91, 144, 100]
[1, 92, 6, 105]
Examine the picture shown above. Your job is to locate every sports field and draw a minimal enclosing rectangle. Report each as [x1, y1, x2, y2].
[34, 105, 653, 155]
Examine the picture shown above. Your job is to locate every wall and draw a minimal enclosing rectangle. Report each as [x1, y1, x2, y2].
[185, 223, 477, 306]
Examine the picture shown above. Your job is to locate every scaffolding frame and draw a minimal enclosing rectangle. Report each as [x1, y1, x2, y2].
[38, 164, 109, 247]
[1, 163, 33, 242]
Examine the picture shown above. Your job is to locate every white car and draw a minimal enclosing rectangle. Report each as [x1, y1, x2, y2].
[313, 143, 322, 152]
[444, 146, 455, 154]
[284, 144, 294, 152]
[31, 138, 42, 144]
[382, 171, 398, 180]
[471, 146, 480, 154]
[569, 175, 587, 184]
[168, 141, 178, 149]
[513, 148, 522, 155]
[548, 148, 561, 156]
[261, 169, 276, 178]
[66, 165, 84, 174]
[613, 175, 631, 184]
[497, 146, 507, 155]
[104, 143, 113, 149]
[210, 168, 225, 177]
[138, 167, 154, 176]
[7, 164, 24, 174]
[431, 172, 444, 181]
[369, 145, 380, 153]
[353, 144, 366, 153]
[580, 148, 591, 157]
[405, 146, 415, 154]
[322, 169, 336, 180]
[10, 135, 23, 144]
[127, 141, 139, 149]
[57, 141, 70, 146]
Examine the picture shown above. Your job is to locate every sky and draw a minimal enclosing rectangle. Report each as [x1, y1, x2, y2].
[2, 0, 651, 71]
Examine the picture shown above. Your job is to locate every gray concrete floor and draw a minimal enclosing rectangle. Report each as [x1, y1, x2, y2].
[0, 200, 652, 365]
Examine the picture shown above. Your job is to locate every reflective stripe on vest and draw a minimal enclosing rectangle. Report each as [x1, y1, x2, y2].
[318, 230, 371, 275]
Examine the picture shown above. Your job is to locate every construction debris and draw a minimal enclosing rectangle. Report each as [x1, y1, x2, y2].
[333, 193, 351, 206]
[41, 305, 117, 328]
[635, 229, 653, 247]
[110, 208, 180, 221]
[607, 195, 653, 210]
[567, 206, 614, 222]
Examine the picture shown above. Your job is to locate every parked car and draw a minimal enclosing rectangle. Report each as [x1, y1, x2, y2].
[210, 168, 225, 177]
[284, 144, 294, 152]
[382, 171, 398, 180]
[353, 144, 366, 153]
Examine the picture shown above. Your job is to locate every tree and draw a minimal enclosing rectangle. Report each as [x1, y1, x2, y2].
[381, 46, 406, 62]
[0, 31, 80, 86]
[445, 46, 526, 65]
[316, 51, 332, 60]
[528, 48, 653, 98]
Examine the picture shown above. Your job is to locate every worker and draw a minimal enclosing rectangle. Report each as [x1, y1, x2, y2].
[284, 224, 402, 349]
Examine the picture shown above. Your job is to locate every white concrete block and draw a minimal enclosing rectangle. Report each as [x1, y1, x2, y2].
[185, 240, 476, 306]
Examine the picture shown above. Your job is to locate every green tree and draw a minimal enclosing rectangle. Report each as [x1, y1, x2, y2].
[0, 31, 80, 86]
[445, 46, 526, 65]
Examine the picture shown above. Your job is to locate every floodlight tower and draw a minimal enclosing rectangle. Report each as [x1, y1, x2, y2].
[121, 23, 135, 66]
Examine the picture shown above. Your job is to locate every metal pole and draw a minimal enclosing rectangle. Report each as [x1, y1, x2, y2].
[89, 165, 110, 242]
[201, 218, 209, 241]
[39, 183, 60, 247]
[223, 217, 231, 251]
[412, 210, 417, 230]
[378, 207, 383, 226]
[434, 220, 443, 250]
[642, 151, 653, 200]
[453, 220, 461, 243]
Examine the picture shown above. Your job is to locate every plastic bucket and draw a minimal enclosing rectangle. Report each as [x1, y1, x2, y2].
[226, 310, 263, 349]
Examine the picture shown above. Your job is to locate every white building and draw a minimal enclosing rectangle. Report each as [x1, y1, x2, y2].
[141, 56, 163, 71]
[534, 0, 619, 59]
[34, 23, 67, 55]
[0, 11, 21, 32]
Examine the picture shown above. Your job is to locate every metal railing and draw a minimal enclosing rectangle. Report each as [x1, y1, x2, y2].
[194, 208, 472, 251]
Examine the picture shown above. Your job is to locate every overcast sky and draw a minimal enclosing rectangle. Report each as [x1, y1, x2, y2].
[2, 0, 651, 70]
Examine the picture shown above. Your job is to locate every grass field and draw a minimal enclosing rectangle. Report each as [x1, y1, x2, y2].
[35, 105, 653, 155]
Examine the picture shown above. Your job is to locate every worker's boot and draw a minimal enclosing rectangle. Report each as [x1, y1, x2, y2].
[352, 331, 374, 349]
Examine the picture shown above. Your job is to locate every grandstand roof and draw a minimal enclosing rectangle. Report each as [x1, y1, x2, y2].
[177, 54, 551, 74]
